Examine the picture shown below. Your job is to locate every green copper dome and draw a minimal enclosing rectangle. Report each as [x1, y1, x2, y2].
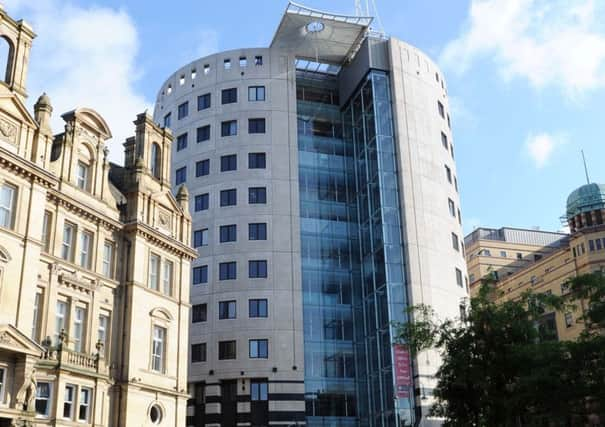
[566, 183, 605, 218]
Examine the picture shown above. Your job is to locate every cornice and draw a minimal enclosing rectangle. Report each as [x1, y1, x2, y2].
[47, 189, 122, 232]
[0, 146, 57, 188]
[123, 221, 197, 260]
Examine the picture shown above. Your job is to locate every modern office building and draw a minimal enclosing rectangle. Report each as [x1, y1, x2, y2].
[0, 5, 195, 426]
[154, 3, 468, 426]
[465, 183, 605, 341]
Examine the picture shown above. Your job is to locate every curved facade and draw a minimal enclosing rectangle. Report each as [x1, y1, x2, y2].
[154, 5, 467, 427]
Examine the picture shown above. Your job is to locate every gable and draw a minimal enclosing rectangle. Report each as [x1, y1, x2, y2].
[153, 190, 183, 215]
[0, 324, 44, 357]
[0, 84, 38, 129]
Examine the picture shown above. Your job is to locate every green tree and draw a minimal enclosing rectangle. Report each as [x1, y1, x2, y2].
[395, 273, 605, 427]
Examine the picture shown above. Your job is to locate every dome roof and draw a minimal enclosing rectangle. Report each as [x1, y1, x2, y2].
[566, 183, 605, 218]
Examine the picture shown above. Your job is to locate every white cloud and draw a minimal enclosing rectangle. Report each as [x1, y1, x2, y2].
[525, 132, 563, 168]
[442, 0, 605, 95]
[3, 0, 150, 163]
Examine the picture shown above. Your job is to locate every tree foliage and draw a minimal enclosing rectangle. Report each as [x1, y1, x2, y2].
[394, 273, 605, 427]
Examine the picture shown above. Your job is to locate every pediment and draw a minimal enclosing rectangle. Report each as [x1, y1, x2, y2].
[0, 84, 38, 142]
[0, 324, 44, 357]
[153, 190, 183, 215]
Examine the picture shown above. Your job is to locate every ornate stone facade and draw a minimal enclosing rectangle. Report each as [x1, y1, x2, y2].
[0, 6, 195, 427]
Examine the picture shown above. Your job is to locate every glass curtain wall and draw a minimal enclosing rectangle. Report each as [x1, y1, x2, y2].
[344, 71, 414, 427]
[297, 72, 360, 427]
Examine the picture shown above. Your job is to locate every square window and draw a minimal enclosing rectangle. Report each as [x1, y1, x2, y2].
[249, 299, 268, 318]
[191, 343, 207, 362]
[176, 133, 188, 151]
[194, 193, 209, 211]
[249, 260, 267, 278]
[223, 59, 231, 70]
[196, 159, 210, 177]
[249, 223, 267, 240]
[221, 88, 237, 104]
[197, 93, 211, 111]
[219, 261, 237, 280]
[221, 120, 237, 136]
[500, 251, 507, 257]
[254, 55, 263, 66]
[239, 56, 247, 67]
[220, 189, 237, 207]
[249, 339, 268, 358]
[218, 340, 236, 360]
[192, 304, 207, 323]
[193, 265, 208, 285]
[517, 252, 523, 260]
[248, 86, 265, 101]
[178, 101, 189, 120]
[163, 112, 171, 128]
[175, 166, 186, 185]
[220, 154, 237, 172]
[193, 229, 208, 248]
[248, 118, 266, 134]
[248, 152, 266, 169]
[219, 300, 237, 319]
[249, 187, 266, 204]
[203, 64, 210, 74]
[197, 125, 211, 142]
[220, 224, 237, 243]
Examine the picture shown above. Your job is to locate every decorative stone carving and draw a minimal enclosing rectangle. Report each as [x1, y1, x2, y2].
[0, 117, 17, 145]
[0, 331, 15, 345]
[15, 367, 36, 412]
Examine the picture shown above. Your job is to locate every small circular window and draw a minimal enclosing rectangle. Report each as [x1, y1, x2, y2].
[149, 404, 163, 424]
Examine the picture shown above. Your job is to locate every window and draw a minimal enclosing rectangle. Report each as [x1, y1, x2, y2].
[445, 165, 452, 183]
[517, 252, 523, 260]
[0, 183, 15, 229]
[151, 325, 166, 372]
[438, 100, 445, 118]
[451, 233, 459, 251]
[76, 161, 89, 190]
[448, 198, 455, 217]
[249, 339, 268, 358]
[175, 166, 186, 185]
[589, 240, 595, 252]
[450, 143, 455, 159]
[239, 56, 247, 67]
[220, 189, 237, 206]
[219, 340, 236, 360]
[221, 88, 237, 104]
[248, 152, 266, 169]
[249, 223, 267, 240]
[248, 86, 265, 101]
[454, 176, 458, 192]
[195, 159, 210, 177]
[220, 224, 237, 243]
[447, 113, 451, 129]
[220, 154, 237, 172]
[32, 292, 42, 340]
[455, 268, 463, 287]
[35, 382, 51, 417]
[192, 304, 207, 323]
[150, 143, 161, 178]
[254, 55, 263, 66]
[251, 379, 267, 401]
[197, 93, 211, 111]
[177, 101, 189, 119]
[248, 118, 266, 134]
[221, 120, 237, 136]
[176, 133, 188, 151]
[223, 58, 231, 70]
[249, 187, 266, 204]
[534, 254, 542, 261]
[72, 306, 87, 352]
[565, 312, 573, 328]
[441, 132, 448, 149]
[61, 222, 76, 261]
[194, 193, 209, 211]
[203, 64, 210, 74]
[163, 112, 171, 128]
[249, 260, 267, 278]
[500, 251, 507, 257]
[219, 262, 236, 280]
[192, 343, 207, 362]
[98, 314, 109, 356]
[197, 125, 211, 142]
[40, 211, 52, 252]
[55, 300, 67, 344]
[219, 300, 236, 319]
[163, 260, 173, 296]
[249, 299, 268, 318]
[149, 254, 160, 291]
[193, 265, 208, 285]
[101, 241, 114, 278]
[597, 239, 603, 251]
[79, 231, 93, 268]
[193, 229, 208, 247]
[63, 384, 75, 419]
[78, 388, 91, 422]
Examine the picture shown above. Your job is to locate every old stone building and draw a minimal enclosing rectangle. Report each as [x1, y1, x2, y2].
[0, 6, 195, 427]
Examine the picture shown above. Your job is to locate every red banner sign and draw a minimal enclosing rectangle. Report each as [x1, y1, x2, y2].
[394, 344, 412, 398]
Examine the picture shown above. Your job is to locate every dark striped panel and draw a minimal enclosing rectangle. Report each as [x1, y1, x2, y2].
[268, 410, 305, 422]
[268, 393, 305, 401]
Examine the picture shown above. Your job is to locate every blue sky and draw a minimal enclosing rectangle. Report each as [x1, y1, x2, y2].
[5, 0, 605, 235]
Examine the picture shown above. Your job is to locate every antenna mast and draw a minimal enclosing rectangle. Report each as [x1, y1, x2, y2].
[581, 149, 590, 184]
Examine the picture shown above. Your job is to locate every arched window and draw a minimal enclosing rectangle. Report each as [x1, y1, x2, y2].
[150, 143, 161, 179]
[0, 36, 14, 85]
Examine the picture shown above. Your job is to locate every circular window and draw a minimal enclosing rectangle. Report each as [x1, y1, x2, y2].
[306, 20, 325, 33]
[149, 404, 163, 424]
